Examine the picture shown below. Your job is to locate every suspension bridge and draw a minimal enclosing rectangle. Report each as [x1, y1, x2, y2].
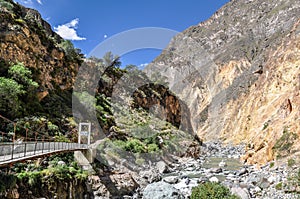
[0, 141, 88, 167]
[0, 115, 93, 168]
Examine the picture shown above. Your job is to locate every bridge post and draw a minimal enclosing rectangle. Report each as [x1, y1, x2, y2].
[24, 143, 26, 157]
[78, 123, 91, 145]
[11, 143, 14, 160]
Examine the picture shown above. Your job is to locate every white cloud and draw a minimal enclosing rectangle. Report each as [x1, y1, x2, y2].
[138, 63, 149, 69]
[20, 0, 33, 4]
[54, 18, 86, 41]
[19, 0, 42, 5]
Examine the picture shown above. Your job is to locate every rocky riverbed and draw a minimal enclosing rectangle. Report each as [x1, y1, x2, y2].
[91, 141, 300, 199]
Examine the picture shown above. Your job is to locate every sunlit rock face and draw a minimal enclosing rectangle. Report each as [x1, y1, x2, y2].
[145, 0, 300, 165]
[0, 0, 81, 96]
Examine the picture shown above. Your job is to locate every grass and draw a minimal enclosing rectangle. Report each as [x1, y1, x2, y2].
[275, 182, 283, 190]
[288, 159, 296, 167]
[279, 168, 300, 195]
[273, 128, 298, 158]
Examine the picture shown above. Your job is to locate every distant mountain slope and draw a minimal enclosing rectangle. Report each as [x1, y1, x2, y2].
[145, 0, 300, 165]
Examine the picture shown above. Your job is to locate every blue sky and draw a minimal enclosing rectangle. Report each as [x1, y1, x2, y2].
[14, 0, 229, 67]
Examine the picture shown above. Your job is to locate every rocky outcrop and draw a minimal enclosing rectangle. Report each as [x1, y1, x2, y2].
[5, 179, 92, 199]
[145, 0, 300, 165]
[132, 83, 193, 132]
[0, 0, 81, 97]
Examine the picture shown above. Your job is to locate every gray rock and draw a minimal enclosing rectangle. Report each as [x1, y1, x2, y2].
[238, 168, 248, 176]
[140, 168, 162, 183]
[219, 160, 227, 167]
[163, 176, 179, 184]
[231, 187, 250, 199]
[239, 182, 249, 189]
[156, 161, 169, 174]
[247, 174, 261, 185]
[223, 170, 231, 175]
[254, 186, 262, 193]
[197, 177, 208, 183]
[258, 177, 270, 189]
[267, 176, 276, 184]
[185, 167, 195, 171]
[209, 176, 219, 183]
[143, 181, 183, 199]
[185, 178, 191, 185]
[210, 167, 223, 174]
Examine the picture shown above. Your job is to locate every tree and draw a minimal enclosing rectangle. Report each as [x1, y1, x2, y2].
[103, 51, 121, 68]
[8, 62, 38, 89]
[58, 40, 84, 61]
[0, 77, 25, 116]
[0, 63, 39, 117]
[124, 64, 138, 72]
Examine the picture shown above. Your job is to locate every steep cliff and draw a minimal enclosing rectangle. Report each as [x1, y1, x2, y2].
[0, 0, 82, 119]
[145, 0, 300, 165]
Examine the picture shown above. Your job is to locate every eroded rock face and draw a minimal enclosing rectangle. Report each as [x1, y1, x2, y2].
[0, 1, 81, 95]
[132, 83, 193, 132]
[91, 171, 140, 198]
[6, 180, 92, 199]
[145, 0, 300, 165]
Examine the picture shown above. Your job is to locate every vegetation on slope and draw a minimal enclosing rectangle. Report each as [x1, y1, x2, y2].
[0, 153, 89, 197]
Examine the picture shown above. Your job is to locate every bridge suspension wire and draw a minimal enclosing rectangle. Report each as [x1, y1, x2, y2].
[0, 114, 65, 143]
[0, 114, 88, 166]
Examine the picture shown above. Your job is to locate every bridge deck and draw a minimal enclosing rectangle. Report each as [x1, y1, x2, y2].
[0, 142, 87, 167]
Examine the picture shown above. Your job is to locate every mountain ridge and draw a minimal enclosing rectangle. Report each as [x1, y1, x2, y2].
[145, 0, 300, 165]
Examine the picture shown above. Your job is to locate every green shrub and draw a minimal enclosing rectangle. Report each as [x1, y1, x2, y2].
[17, 161, 88, 187]
[47, 153, 74, 165]
[113, 140, 127, 149]
[269, 162, 275, 168]
[8, 62, 38, 89]
[147, 143, 159, 152]
[0, 173, 17, 193]
[54, 134, 70, 142]
[0, 77, 25, 116]
[275, 182, 283, 190]
[9, 116, 62, 140]
[15, 18, 25, 24]
[288, 159, 296, 167]
[0, 0, 14, 11]
[0, 62, 39, 117]
[273, 128, 298, 158]
[17, 170, 41, 186]
[262, 122, 269, 130]
[125, 138, 146, 153]
[191, 182, 240, 199]
[57, 40, 83, 61]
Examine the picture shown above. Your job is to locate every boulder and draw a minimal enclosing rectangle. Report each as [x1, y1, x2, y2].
[108, 173, 139, 196]
[210, 167, 223, 174]
[231, 187, 250, 199]
[163, 176, 179, 184]
[139, 168, 162, 183]
[156, 161, 169, 174]
[143, 181, 183, 199]
[209, 176, 219, 183]
[238, 168, 248, 176]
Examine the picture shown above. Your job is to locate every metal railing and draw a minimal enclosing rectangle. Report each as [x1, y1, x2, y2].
[0, 142, 88, 163]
